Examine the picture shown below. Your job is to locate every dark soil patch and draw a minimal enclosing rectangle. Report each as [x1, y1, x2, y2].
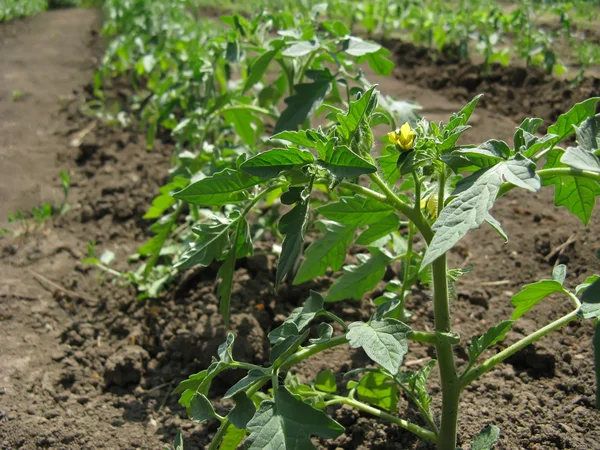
[1, 8, 599, 450]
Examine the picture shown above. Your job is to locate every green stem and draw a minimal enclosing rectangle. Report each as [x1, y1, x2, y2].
[497, 167, 600, 199]
[328, 396, 437, 443]
[279, 335, 349, 371]
[431, 169, 460, 450]
[460, 309, 579, 389]
[297, 52, 317, 84]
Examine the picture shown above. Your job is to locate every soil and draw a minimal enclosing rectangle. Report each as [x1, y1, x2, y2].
[1, 8, 600, 450]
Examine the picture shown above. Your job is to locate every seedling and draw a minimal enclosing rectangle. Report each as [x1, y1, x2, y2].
[173, 91, 600, 449]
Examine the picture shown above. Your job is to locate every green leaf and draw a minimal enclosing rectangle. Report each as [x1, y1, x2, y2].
[240, 148, 315, 178]
[271, 291, 325, 337]
[552, 264, 567, 285]
[450, 94, 483, 130]
[314, 370, 337, 393]
[347, 318, 412, 374]
[343, 36, 381, 56]
[244, 49, 278, 93]
[325, 250, 392, 302]
[543, 149, 600, 225]
[511, 280, 566, 319]
[317, 195, 394, 228]
[225, 368, 271, 399]
[177, 220, 230, 269]
[468, 321, 513, 365]
[377, 145, 401, 185]
[336, 86, 377, 142]
[246, 387, 344, 449]
[173, 370, 208, 395]
[321, 20, 350, 37]
[366, 51, 395, 76]
[282, 40, 320, 57]
[547, 98, 600, 146]
[578, 278, 600, 319]
[561, 146, 600, 173]
[219, 426, 246, 450]
[228, 392, 256, 429]
[309, 323, 334, 344]
[268, 322, 300, 345]
[575, 115, 600, 151]
[485, 214, 508, 242]
[271, 130, 317, 148]
[396, 360, 436, 412]
[499, 156, 541, 192]
[576, 274, 600, 295]
[174, 169, 263, 206]
[356, 371, 399, 412]
[190, 394, 218, 424]
[276, 200, 310, 287]
[270, 329, 309, 366]
[218, 333, 236, 363]
[274, 71, 332, 133]
[318, 145, 377, 178]
[224, 109, 256, 146]
[471, 425, 500, 450]
[294, 221, 355, 284]
[356, 213, 400, 245]
[173, 430, 184, 450]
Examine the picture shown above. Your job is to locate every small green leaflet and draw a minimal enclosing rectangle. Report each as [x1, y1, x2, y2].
[310, 322, 334, 344]
[228, 392, 256, 429]
[578, 277, 600, 319]
[356, 213, 400, 245]
[271, 130, 317, 148]
[224, 368, 271, 399]
[270, 291, 325, 337]
[356, 371, 399, 412]
[243, 49, 278, 93]
[276, 199, 310, 287]
[396, 360, 436, 413]
[511, 278, 567, 320]
[176, 220, 230, 269]
[377, 145, 401, 185]
[240, 148, 315, 178]
[318, 144, 377, 178]
[543, 149, 600, 225]
[366, 51, 395, 76]
[224, 109, 257, 147]
[561, 146, 600, 173]
[468, 321, 513, 365]
[547, 98, 600, 146]
[575, 115, 600, 151]
[245, 386, 344, 450]
[190, 394, 218, 424]
[336, 86, 377, 142]
[346, 318, 412, 374]
[282, 40, 320, 57]
[325, 250, 392, 302]
[219, 426, 246, 450]
[447, 94, 483, 131]
[317, 195, 394, 228]
[294, 221, 355, 284]
[342, 36, 381, 56]
[274, 70, 332, 133]
[174, 168, 263, 206]
[314, 370, 337, 393]
[576, 274, 600, 295]
[471, 425, 500, 450]
[173, 430, 183, 450]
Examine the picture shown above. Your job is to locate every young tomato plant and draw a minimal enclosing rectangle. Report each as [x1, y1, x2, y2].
[172, 89, 600, 449]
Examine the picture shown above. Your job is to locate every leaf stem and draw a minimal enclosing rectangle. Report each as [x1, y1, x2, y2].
[325, 396, 437, 443]
[460, 309, 579, 389]
[497, 167, 600, 198]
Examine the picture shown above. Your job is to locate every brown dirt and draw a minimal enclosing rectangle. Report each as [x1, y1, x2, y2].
[1, 9, 599, 450]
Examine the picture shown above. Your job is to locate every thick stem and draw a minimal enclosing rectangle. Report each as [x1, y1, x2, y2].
[431, 169, 460, 450]
[331, 396, 437, 443]
[460, 309, 579, 389]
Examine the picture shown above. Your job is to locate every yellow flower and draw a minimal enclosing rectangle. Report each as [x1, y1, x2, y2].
[420, 194, 439, 218]
[387, 122, 415, 151]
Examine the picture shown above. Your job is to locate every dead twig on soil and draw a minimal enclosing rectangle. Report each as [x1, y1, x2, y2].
[545, 234, 577, 265]
[69, 120, 97, 147]
[28, 269, 98, 306]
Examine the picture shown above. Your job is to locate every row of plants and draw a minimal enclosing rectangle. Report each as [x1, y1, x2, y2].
[0, 0, 91, 22]
[88, 1, 600, 449]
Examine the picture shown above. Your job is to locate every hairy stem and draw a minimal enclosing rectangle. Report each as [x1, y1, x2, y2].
[460, 309, 579, 389]
[327, 396, 437, 443]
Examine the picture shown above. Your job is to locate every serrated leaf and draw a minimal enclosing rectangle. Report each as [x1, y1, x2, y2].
[325, 249, 392, 302]
[347, 318, 412, 374]
[241, 148, 315, 178]
[578, 278, 600, 319]
[343, 36, 381, 56]
[471, 425, 500, 450]
[356, 371, 399, 412]
[271, 291, 324, 338]
[543, 149, 600, 225]
[277, 200, 310, 287]
[499, 156, 541, 192]
[396, 360, 436, 412]
[314, 370, 337, 393]
[177, 220, 231, 269]
[245, 386, 344, 449]
[317, 195, 394, 228]
[575, 115, 600, 151]
[174, 169, 263, 206]
[228, 392, 256, 429]
[561, 146, 600, 173]
[356, 213, 400, 245]
[449, 94, 483, 131]
[244, 49, 277, 93]
[295, 221, 355, 284]
[274, 72, 332, 133]
[336, 86, 377, 142]
[318, 145, 377, 178]
[511, 280, 566, 319]
[190, 394, 218, 424]
[310, 323, 334, 344]
[468, 321, 513, 365]
[547, 98, 600, 146]
[366, 51, 395, 76]
[225, 368, 271, 399]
